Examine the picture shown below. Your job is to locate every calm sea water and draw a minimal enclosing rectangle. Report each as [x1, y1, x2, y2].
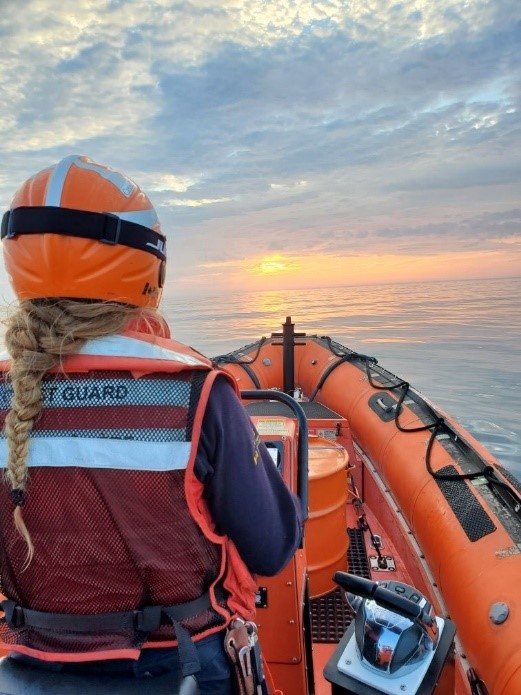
[163, 276, 521, 480]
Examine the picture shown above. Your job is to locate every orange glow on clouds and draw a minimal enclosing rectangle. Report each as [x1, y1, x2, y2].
[174, 246, 520, 295]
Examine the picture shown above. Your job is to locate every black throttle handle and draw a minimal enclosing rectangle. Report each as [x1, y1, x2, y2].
[333, 571, 423, 622]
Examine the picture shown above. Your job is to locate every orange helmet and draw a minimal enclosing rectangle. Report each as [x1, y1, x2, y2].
[1, 155, 166, 307]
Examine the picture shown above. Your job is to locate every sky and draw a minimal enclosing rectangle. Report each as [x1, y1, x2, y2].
[0, 0, 520, 298]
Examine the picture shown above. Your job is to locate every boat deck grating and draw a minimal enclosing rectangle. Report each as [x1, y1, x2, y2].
[347, 527, 372, 579]
[310, 589, 354, 644]
[310, 528, 370, 643]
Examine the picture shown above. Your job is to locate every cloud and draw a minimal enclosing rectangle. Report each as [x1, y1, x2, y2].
[147, 174, 197, 193]
[161, 197, 231, 207]
[0, 0, 519, 290]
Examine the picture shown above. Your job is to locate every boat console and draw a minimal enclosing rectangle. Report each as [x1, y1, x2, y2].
[324, 573, 456, 694]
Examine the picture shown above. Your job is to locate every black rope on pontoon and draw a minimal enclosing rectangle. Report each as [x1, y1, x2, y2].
[215, 332, 521, 519]
[314, 339, 521, 516]
[308, 352, 378, 402]
[212, 337, 268, 388]
[366, 367, 521, 508]
[213, 337, 267, 365]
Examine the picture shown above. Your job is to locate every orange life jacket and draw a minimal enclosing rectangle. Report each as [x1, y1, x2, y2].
[0, 329, 257, 665]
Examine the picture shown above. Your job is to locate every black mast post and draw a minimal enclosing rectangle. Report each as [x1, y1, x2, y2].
[271, 317, 306, 395]
[282, 316, 295, 394]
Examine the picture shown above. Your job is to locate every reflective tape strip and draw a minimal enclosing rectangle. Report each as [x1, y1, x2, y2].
[72, 157, 136, 198]
[45, 155, 78, 206]
[0, 437, 191, 472]
[79, 335, 207, 367]
[45, 155, 139, 206]
[111, 208, 159, 229]
[1, 336, 207, 368]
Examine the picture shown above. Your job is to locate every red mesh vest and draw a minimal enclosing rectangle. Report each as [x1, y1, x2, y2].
[0, 331, 257, 662]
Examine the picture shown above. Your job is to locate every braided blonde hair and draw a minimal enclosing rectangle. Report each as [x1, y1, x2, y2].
[3, 298, 150, 566]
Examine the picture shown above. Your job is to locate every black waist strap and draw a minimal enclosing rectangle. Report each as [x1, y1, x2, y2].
[1, 592, 212, 632]
[1, 592, 216, 678]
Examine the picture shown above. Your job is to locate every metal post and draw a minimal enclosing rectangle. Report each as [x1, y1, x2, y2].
[282, 316, 295, 395]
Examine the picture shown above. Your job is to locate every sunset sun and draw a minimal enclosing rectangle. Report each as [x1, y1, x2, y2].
[254, 255, 295, 275]
[258, 256, 288, 274]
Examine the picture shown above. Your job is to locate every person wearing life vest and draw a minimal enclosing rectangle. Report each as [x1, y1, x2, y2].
[0, 155, 303, 694]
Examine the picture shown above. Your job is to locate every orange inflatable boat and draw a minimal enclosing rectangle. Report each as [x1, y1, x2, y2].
[213, 317, 521, 695]
[0, 317, 519, 695]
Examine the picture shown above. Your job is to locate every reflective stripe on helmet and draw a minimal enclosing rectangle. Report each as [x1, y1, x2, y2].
[45, 155, 137, 205]
[1, 155, 166, 307]
[111, 207, 160, 229]
[45, 156, 159, 228]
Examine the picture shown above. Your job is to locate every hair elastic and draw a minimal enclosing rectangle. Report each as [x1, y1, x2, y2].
[11, 489, 25, 507]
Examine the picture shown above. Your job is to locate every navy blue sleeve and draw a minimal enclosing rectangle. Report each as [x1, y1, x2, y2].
[195, 375, 303, 576]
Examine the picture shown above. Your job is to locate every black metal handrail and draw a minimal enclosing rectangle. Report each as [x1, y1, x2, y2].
[241, 389, 309, 521]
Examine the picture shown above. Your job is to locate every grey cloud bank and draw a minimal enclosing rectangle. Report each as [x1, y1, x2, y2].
[0, 0, 519, 293]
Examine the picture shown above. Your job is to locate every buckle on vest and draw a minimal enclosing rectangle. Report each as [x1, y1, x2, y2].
[134, 605, 162, 632]
[2, 601, 25, 628]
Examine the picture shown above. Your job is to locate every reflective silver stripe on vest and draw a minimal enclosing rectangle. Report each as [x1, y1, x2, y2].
[0, 334, 203, 472]
[1, 336, 206, 367]
[0, 437, 192, 472]
[79, 334, 207, 367]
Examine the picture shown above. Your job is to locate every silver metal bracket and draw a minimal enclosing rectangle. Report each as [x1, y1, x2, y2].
[369, 555, 396, 572]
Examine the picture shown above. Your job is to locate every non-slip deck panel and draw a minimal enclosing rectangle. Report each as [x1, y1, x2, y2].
[436, 465, 496, 542]
[246, 400, 342, 419]
[347, 527, 372, 579]
[310, 528, 370, 643]
[497, 466, 521, 495]
[310, 588, 354, 644]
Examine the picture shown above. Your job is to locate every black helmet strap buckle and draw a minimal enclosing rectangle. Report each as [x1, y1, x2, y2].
[100, 212, 122, 245]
